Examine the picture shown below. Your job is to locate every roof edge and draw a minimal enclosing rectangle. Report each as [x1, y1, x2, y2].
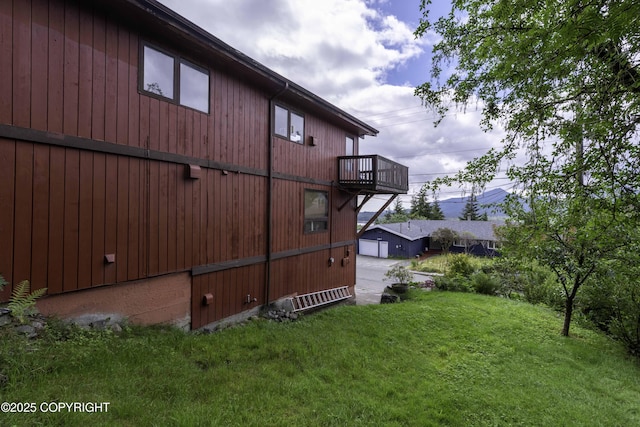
[120, 0, 379, 137]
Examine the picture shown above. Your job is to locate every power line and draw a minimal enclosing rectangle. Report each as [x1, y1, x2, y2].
[387, 146, 494, 160]
[360, 105, 426, 120]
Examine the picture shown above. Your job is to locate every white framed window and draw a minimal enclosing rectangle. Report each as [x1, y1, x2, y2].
[274, 104, 304, 143]
[140, 43, 210, 113]
[304, 189, 329, 233]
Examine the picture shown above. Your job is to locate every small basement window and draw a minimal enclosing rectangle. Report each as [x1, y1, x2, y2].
[141, 43, 209, 113]
[304, 190, 329, 233]
[274, 104, 304, 143]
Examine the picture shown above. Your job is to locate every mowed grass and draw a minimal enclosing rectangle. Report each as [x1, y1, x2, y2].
[2, 292, 640, 426]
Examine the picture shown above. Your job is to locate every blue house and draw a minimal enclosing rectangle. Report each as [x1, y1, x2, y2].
[358, 220, 503, 258]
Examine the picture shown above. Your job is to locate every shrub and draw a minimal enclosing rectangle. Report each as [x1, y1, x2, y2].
[434, 275, 473, 293]
[447, 254, 476, 278]
[522, 268, 564, 311]
[471, 272, 500, 295]
[580, 264, 640, 356]
[384, 265, 414, 284]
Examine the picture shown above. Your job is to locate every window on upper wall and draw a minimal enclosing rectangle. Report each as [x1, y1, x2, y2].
[304, 190, 329, 233]
[274, 104, 304, 143]
[140, 44, 210, 113]
[346, 136, 355, 156]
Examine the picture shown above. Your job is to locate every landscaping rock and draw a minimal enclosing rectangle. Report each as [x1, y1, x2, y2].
[0, 314, 11, 327]
[263, 308, 300, 322]
[380, 293, 401, 304]
[14, 324, 37, 339]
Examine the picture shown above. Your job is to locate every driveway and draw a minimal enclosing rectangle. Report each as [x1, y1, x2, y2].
[355, 255, 434, 305]
[355, 255, 405, 305]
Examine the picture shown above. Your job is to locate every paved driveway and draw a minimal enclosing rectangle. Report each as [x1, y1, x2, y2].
[355, 255, 405, 305]
[355, 255, 434, 305]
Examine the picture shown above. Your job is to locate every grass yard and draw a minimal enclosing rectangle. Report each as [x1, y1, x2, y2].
[1, 292, 639, 426]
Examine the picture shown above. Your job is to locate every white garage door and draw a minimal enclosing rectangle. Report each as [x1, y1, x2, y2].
[359, 239, 379, 257]
[359, 239, 389, 258]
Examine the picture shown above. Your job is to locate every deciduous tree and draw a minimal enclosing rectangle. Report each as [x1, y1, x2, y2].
[415, 0, 640, 336]
[431, 227, 458, 255]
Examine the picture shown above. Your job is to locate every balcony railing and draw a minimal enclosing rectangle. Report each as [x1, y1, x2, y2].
[338, 155, 409, 194]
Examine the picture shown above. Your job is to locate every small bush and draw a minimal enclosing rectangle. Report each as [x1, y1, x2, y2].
[448, 254, 476, 278]
[471, 272, 500, 295]
[434, 275, 473, 293]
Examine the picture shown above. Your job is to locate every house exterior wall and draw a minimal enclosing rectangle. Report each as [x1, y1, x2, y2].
[0, 0, 359, 329]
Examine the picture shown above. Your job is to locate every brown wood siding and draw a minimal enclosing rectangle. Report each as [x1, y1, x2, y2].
[0, 138, 15, 301]
[269, 249, 356, 303]
[192, 264, 265, 328]
[0, 1, 12, 126]
[1, 0, 360, 329]
[272, 116, 345, 182]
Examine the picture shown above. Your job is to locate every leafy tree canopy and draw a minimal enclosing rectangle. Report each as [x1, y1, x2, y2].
[431, 227, 458, 255]
[416, 0, 640, 201]
[415, 0, 640, 337]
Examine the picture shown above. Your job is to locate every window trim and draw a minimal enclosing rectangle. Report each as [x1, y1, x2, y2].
[273, 103, 305, 144]
[487, 240, 501, 250]
[139, 41, 210, 114]
[304, 189, 329, 234]
[345, 135, 355, 156]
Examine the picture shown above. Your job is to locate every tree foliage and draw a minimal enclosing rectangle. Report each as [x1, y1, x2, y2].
[431, 227, 458, 255]
[415, 0, 640, 338]
[411, 185, 432, 219]
[431, 199, 445, 219]
[459, 195, 482, 221]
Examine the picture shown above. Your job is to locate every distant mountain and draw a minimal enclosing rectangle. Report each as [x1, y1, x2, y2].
[439, 188, 509, 219]
[358, 188, 511, 222]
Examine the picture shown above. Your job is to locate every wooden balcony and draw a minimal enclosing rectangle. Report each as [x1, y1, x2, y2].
[338, 155, 409, 194]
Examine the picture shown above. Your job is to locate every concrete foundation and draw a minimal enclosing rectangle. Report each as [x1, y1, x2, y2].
[36, 272, 191, 329]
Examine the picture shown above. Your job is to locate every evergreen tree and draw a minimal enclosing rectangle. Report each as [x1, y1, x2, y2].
[393, 198, 407, 216]
[410, 185, 431, 219]
[459, 195, 480, 221]
[377, 199, 409, 224]
[430, 199, 445, 220]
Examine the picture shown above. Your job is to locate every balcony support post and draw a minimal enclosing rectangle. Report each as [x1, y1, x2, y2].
[356, 194, 398, 239]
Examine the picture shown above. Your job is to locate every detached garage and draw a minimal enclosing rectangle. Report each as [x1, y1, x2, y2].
[358, 239, 389, 258]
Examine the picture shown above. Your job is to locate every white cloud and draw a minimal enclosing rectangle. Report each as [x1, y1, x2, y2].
[158, 0, 507, 210]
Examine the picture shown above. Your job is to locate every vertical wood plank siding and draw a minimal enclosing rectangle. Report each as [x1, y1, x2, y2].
[0, 0, 359, 329]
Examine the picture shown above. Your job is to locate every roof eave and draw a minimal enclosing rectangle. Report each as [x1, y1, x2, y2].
[102, 0, 378, 138]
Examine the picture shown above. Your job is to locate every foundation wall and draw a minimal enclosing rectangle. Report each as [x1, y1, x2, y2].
[36, 272, 191, 329]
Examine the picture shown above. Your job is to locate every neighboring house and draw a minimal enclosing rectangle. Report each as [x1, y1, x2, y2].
[0, 0, 408, 329]
[359, 220, 504, 258]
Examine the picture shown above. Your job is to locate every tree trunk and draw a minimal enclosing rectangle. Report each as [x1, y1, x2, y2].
[562, 296, 574, 337]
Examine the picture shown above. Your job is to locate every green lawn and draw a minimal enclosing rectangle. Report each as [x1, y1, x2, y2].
[2, 292, 639, 426]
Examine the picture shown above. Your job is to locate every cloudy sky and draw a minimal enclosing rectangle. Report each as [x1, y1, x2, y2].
[158, 0, 509, 210]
